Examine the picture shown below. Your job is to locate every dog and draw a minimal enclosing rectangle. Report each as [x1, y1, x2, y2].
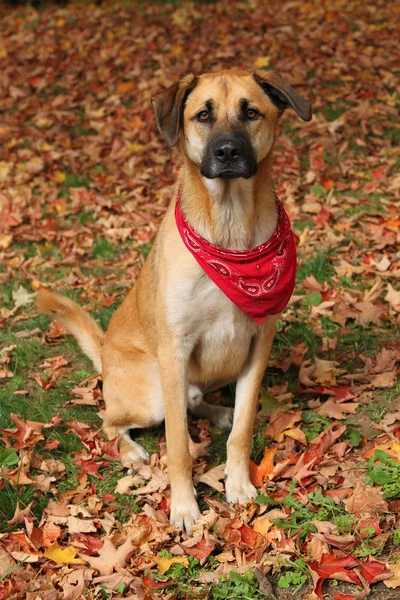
[36, 69, 311, 532]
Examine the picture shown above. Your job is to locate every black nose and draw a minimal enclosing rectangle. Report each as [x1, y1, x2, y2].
[214, 139, 242, 163]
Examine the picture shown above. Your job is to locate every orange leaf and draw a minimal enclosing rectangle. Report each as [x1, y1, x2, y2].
[249, 447, 275, 487]
[117, 81, 134, 94]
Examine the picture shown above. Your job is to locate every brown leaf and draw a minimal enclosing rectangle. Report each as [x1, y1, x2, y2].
[6, 501, 33, 526]
[264, 410, 302, 440]
[195, 463, 225, 493]
[81, 536, 136, 576]
[344, 481, 388, 516]
[370, 371, 396, 388]
[317, 399, 359, 420]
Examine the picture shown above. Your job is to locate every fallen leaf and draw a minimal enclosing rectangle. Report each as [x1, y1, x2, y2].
[344, 481, 389, 516]
[154, 554, 189, 574]
[44, 541, 87, 565]
[12, 286, 36, 309]
[80, 536, 136, 576]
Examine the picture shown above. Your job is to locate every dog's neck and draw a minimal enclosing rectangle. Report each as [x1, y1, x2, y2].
[179, 154, 278, 250]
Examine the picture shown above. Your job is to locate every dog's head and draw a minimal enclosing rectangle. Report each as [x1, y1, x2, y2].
[151, 70, 311, 181]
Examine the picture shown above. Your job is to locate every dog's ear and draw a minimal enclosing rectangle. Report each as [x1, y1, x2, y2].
[151, 73, 198, 146]
[253, 70, 312, 122]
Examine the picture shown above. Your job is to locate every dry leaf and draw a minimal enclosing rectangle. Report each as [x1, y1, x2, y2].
[344, 482, 388, 516]
[44, 541, 87, 565]
[154, 554, 189, 574]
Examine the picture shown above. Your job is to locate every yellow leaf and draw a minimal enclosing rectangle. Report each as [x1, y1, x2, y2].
[53, 171, 66, 183]
[253, 516, 272, 536]
[0, 234, 13, 249]
[154, 554, 189, 574]
[117, 81, 135, 94]
[55, 18, 65, 28]
[384, 563, 400, 589]
[127, 143, 145, 155]
[44, 541, 86, 565]
[254, 56, 270, 69]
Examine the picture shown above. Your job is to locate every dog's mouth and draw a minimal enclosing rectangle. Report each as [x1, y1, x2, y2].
[202, 166, 257, 180]
[200, 131, 258, 181]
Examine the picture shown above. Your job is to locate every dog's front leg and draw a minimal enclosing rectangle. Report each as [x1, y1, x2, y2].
[158, 342, 200, 532]
[225, 314, 279, 503]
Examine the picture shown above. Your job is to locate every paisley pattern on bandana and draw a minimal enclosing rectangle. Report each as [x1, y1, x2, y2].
[175, 196, 297, 324]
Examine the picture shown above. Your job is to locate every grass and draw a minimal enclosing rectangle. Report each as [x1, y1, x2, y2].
[296, 250, 335, 284]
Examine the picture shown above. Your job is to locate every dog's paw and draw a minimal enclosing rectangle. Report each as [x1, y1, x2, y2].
[225, 476, 257, 504]
[121, 441, 150, 471]
[211, 406, 234, 430]
[170, 495, 200, 533]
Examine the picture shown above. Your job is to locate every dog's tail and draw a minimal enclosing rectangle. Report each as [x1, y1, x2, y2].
[36, 291, 104, 372]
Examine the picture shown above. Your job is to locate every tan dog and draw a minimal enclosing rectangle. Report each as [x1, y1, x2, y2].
[37, 69, 311, 532]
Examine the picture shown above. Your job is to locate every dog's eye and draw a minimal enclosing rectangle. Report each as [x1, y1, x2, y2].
[246, 108, 259, 120]
[197, 110, 209, 122]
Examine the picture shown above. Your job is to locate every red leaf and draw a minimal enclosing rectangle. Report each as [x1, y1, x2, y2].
[181, 536, 215, 560]
[303, 424, 346, 466]
[0, 413, 44, 450]
[358, 515, 382, 537]
[97, 438, 120, 460]
[358, 556, 389, 584]
[309, 553, 360, 599]
[317, 207, 331, 225]
[34, 372, 61, 391]
[312, 385, 355, 401]
[238, 524, 265, 548]
[333, 594, 354, 600]
[74, 533, 104, 555]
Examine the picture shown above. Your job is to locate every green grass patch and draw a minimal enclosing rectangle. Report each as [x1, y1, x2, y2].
[296, 250, 335, 284]
[92, 237, 118, 259]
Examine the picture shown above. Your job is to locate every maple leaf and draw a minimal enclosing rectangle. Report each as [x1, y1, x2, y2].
[238, 524, 266, 548]
[181, 535, 215, 560]
[58, 568, 96, 600]
[252, 515, 272, 536]
[194, 463, 225, 493]
[385, 283, 400, 312]
[343, 481, 389, 516]
[0, 413, 44, 450]
[317, 399, 359, 420]
[384, 563, 400, 589]
[44, 541, 86, 565]
[249, 447, 276, 487]
[264, 410, 302, 441]
[12, 286, 36, 309]
[308, 553, 360, 599]
[357, 556, 390, 584]
[6, 501, 33, 526]
[154, 554, 189, 574]
[80, 536, 136, 576]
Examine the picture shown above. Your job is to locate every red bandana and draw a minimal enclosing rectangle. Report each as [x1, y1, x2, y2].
[175, 197, 297, 324]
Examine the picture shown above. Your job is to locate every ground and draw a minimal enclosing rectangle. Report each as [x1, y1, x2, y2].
[0, 0, 399, 599]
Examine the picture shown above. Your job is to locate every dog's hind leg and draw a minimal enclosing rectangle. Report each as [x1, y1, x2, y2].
[188, 385, 233, 429]
[102, 351, 165, 466]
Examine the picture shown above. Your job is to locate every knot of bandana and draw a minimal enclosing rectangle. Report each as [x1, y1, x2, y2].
[175, 196, 297, 324]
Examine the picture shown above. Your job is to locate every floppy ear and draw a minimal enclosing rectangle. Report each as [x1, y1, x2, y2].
[151, 73, 198, 146]
[253, 70, 312, 122]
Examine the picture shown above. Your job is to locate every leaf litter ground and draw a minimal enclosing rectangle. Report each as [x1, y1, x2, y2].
[0, 0, 399, 599]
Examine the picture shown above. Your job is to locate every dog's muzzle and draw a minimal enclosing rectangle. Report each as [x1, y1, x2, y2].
[200, 131, 258, 180]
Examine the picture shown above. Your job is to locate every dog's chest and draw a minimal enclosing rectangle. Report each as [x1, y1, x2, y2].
[167, 271, 259, 381]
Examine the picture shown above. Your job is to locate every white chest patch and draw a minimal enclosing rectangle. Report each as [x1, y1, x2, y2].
[166, 267, 258, 364]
